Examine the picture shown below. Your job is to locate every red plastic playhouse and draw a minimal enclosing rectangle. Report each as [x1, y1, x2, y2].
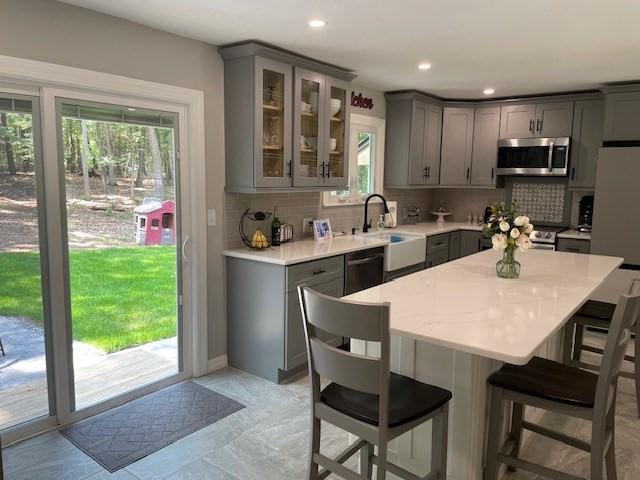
[134, 198, 175, 245]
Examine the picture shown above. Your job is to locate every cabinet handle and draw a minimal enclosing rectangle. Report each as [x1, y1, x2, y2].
[466, 167, 470, 179]
[491, 167, 494, 180]
[529, 119, 534, 133]
[536, 119, 542, 133]
[312, 269, 326, 275]
[423, 166, 428, 178]
[287, 160, 292, 178]
[427, 166, 431, 178]
[320, 162, 325, 178]
[571, 167, 575, 181]
[327, 162, 330, 178]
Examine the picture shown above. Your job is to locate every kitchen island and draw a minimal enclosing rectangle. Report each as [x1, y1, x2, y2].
[345, 249, 622, 480]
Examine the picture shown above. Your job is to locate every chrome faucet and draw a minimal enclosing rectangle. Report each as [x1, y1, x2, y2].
[363, 193, 390, 233]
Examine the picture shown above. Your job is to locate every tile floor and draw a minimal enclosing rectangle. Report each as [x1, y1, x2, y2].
[2, 334, 639, 480]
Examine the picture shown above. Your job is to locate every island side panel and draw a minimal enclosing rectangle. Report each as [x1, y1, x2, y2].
[227, 257, 286, 382]
[352, 329, 564, 480]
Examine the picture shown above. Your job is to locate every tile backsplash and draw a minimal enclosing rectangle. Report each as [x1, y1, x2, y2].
[511, 182, 566, 224]
[224, 189, 432, 248]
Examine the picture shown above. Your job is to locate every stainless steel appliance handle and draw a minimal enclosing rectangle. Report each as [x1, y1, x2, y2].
[530, 243, 555, 251]
[347, 255, 384, 267]
[547, 140, 554, 172]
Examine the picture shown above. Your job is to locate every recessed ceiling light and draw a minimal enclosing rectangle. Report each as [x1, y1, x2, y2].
[127, 108, 136, 111]
[483, 88, 495, 95]
[418, 63, 432, 71]
[308, 19, 326, 28]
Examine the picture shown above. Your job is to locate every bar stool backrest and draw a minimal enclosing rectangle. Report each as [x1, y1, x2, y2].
[298, 285, 391, 427]
[594, 291, 640, 415]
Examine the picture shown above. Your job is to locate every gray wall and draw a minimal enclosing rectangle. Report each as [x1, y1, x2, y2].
[0, 0, 227, 360]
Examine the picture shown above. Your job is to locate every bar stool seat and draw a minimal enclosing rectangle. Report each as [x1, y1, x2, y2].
[577, 300, 617, 321]
[321, 372, 452, 428]
[489, 356, 598, 409]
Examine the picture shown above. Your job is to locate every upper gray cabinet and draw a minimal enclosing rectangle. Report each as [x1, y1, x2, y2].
[385, 93, 442, 188]
[470, 106, 501, 186]
[220, 42, 355, 192]
[440, 107, 474, 185]
[569, 99, 604, 189]
[603, 91, 640, 141]
[499, 102, 573, 139]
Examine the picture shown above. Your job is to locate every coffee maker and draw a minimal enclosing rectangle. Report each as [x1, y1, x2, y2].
[577, 195, 594, 233]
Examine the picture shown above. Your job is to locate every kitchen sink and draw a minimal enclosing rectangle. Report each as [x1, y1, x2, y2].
[357, 231, 427, 272]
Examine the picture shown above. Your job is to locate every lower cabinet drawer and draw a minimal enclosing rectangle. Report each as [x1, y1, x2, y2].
[426, 249, 449, 268]
[427, 233, 450, 254]
[286, 255, 344, 293]
[557, 238, 591, 254]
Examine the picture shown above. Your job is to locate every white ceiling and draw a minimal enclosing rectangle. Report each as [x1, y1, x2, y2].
[60, 0, 640, 99]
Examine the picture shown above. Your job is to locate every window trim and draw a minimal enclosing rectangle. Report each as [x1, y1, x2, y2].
[323, 113, 385, 207]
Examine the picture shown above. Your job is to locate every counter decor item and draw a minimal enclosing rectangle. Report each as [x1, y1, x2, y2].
[430, 210, 452, 224]
[313, 218, 333, 240]
[239, 208, 272, 249]
[483, 203, 534, 279]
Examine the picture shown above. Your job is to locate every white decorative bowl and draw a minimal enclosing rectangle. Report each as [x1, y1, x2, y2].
[330, 99, 342, 117]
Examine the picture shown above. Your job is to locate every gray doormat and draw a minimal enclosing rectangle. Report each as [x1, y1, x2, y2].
[60, 381, 245, 472]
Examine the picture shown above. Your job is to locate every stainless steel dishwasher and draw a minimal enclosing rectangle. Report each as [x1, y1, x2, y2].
[344, 247, 385, 295]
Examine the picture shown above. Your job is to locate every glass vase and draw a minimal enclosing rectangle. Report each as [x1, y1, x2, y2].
[496, 247, 521, 279]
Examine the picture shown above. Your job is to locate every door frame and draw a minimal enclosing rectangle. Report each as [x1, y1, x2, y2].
[0, 55, 208, 443]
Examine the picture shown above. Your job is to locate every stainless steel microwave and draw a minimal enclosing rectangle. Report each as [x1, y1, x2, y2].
[496, 137, 570, 176]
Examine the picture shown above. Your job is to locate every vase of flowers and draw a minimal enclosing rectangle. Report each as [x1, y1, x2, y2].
[483, 203, 533, 279]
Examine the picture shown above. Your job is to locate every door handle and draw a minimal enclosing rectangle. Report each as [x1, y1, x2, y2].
[491, 167, 494, 180]
[536, 119, 542, 133]
[320, 162, 325, 178]
[529, 119, 534, 133]
[326, 162, 330, 179]
[466, 167, 470, 180]
[571, 167, 575, 181]
[427, 166, 431, 178]
[424, 166, 428, 178]
[181, 235, 191, 263]
[287, 160, 292, 178]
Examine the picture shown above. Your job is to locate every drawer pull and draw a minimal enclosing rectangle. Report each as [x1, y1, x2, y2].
[312, 269, 326, 275]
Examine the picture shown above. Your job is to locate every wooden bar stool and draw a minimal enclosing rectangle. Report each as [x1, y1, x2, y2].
[298, 285, 452, 480]
[484, 290, 640, 480]
[562, 278, 640, 416]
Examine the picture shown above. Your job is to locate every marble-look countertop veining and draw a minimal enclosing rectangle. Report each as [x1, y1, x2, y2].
[223, 222, 485, 265]
[344, 249, 622, 365]
[558, 229, 592, 240]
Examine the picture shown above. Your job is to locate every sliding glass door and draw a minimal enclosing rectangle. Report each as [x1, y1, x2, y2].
[58, 100, 183, 411]
[0, 94, 56, 432]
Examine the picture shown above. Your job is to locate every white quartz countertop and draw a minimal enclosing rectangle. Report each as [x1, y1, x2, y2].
[558, 229, 592, 240]
[223, 222, 485, 265]
[222, 236, 390, 266]
[344, 249, 622, 365]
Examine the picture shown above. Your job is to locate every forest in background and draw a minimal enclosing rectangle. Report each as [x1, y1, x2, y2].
[0, 111, 175, 200]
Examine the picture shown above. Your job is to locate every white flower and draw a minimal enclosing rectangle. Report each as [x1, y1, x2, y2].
[492, 233, 507, 250]
[499, 221, 510, 232]
[524, 223, 534, 234]
[510, 228, 521, 239]
[514, 216, 526, 227]
[516, 235, 531, 252]
[523, 216, 530, 226]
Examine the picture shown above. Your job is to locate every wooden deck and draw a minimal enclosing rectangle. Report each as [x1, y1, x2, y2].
[0, 345, 176, 431]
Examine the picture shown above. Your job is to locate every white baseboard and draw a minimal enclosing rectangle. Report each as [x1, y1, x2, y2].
[206, 354, 228, 374]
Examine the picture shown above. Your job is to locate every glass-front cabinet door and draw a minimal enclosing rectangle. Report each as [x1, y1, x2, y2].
[324, 78, 350, 187]
[293, 68, 325, 187]
[254, 58, 292, 188]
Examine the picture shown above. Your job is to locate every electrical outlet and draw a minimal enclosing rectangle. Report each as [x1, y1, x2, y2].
[302, 217, 314, 234]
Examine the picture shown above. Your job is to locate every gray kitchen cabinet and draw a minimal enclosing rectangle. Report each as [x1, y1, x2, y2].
[440, 107, 475, 185]
[220, 42, 354, 192]
[460, 231, 483, 257]
[426, 233, 450, 268]
[385, 93, 442, 187]
[536, 102, 574, 137]
[470, 106, 501, 186]
[499, 102, 573, 139]
[557, 238, 591, 254]
[224, 56, 293, 190]
[449, 231, 462, 261]
[499, 104, 537, 139]
[227, 254, 344, 383]
[569, 99, 604, 189]
[603, 91, 640, 141]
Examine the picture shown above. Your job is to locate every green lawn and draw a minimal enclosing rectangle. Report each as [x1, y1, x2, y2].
[0, 246, 177, 353]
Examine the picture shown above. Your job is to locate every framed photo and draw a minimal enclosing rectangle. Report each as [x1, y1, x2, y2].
[313, 219, 333, 240]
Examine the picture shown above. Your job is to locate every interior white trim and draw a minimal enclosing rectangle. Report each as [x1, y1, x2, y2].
[207, 354, 229, 373]
[0, 54, 209, 380]
[323, 113, 386, 207]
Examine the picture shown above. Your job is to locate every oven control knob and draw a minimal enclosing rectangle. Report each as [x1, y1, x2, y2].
[534, 232, 541, 238]
[545, 232, 552, 239]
